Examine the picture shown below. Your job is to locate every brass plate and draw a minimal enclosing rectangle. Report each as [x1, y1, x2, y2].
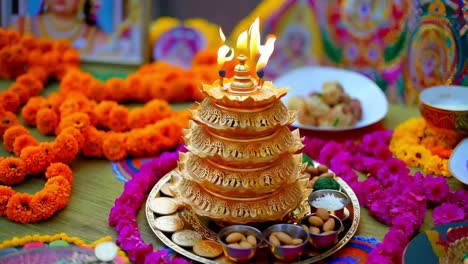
[146, 169, 361, 263]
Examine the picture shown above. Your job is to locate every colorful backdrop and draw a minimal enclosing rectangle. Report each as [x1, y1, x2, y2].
[231, 0, 467, 105]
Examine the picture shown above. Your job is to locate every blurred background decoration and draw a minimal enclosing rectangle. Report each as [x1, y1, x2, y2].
[151, 0, 467, 105]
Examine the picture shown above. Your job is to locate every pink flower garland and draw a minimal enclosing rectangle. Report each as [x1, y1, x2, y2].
[108, 146, 191, 264]
[303, 130, 467, 264]
[108, 131, 467, 264]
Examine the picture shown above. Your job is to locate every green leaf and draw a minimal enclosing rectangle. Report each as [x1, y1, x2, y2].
[302, 154, 315, 167]
[333, 117, 340, 127]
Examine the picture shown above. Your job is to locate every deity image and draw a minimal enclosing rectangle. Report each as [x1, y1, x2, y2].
[152, 26, 207, 69]
[262, 0, 323, 80]
[3, 0, 146, 63]
[7, 0, 109, 55]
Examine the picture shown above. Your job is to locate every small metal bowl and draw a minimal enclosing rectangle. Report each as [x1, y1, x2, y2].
[300, 213, 344, 248]
[217, 225, 263, 262]
[263, 224, 309, 262]
[308, 189, 350, 219]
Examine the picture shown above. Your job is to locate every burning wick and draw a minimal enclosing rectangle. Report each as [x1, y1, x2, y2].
[257, 69, 265, 88]
[218, 69, 226, 88]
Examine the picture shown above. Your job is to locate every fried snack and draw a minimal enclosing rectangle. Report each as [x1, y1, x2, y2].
[288, 81, 362, 128]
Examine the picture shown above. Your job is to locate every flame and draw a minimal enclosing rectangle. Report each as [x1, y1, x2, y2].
[256, 35, 276, 71]
[217, 28, 234, 66]
[217, 17, 276, 70]
[249, 17, 260, 60]
[236, 30, 248, 55]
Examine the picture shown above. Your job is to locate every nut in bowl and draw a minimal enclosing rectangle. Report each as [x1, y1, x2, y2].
[308, 189, 350, 220]
[263, 224, 309, 262]
[300, 212, 344, 249]
[419, 85, 468, 134]
[217, 225, 263, 262]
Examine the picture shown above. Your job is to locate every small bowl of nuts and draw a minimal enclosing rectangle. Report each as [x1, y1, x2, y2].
[300, 209, 344, 248]
[217, 225, 263, 262]
[263, 224, 309, 262]
[308, 189, 349, 220]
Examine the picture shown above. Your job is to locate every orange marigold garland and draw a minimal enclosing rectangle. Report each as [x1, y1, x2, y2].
[0, 157, 27, 185]
[2, 125, 29, 153]
[13, 134, 39, 156]
[103, 133, 128, 161]
[5, 193, 34, 224]
[0, 29, 198, 225]
[0, 186, 15, 216]
[45, 162, 74, 186]
[36, 108, 59, 135]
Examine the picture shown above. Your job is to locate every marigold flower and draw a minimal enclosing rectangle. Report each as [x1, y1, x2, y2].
[62, 49, 80, 65]
[56, 112, 90, 134]
[126, 130, 152, 157]
[125, 75, 145, 101]
[30, 190, 59, 222]
[59, 127, 84, 149]
[94, 101, 118, 128]
[128, 108, 151, 129]
[37, 38, 53, 52]
[46, 92, 66, 112]
[108, 105, 129, 132]
[8, 82, 30, 104]
[144, 99, 173, 122]
[20, 144, 54, 175]
[0, 45, 27, 79]
[0, 90, 20, 113]
[5, 193, 34, 224]
[25, 66, 49, 84]
[36, 108, 59, 135]
[3, 125, 29, 153]
[21, 96, 46, 126]
[52, 132, 79, 164]
[81, 126, 104, 158]
[0, 186, 15, 216]
[13, 134, 39, 156]
[52, 39, 71, 52]
[173, 110, 192, 128]
[168, 76, 198, 102]
[19, 34, 37, 50]
[44, 176, 71, 210]
[144, 76, 174, 102]
[105, 78, 128, 102]
[0, 111, 19, 137]
[86, 80, 107, 102]
[59, 95, 89, 118]
[154, 119, 182, 149]
[45, 163, 73, 184]
[103, 133, 128, 161]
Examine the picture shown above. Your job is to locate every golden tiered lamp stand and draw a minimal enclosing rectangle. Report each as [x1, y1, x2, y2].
[172, 54, 310, 224]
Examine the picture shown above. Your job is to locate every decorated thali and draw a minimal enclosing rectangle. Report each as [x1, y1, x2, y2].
[145, 168, 360, 263]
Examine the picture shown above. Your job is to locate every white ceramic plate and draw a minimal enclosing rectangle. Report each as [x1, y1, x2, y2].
[449, 138, 468, 185]
[274, 66, 389, 131]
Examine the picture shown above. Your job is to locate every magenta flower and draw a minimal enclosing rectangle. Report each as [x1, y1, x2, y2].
[423, 175, 450, 204]
[317, 141, 343, 165]
[433, 203, 465, 225]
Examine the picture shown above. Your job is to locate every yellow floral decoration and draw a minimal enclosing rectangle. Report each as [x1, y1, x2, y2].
[389, 118, 461, 177]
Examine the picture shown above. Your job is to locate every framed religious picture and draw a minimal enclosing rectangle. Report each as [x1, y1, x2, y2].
[1, 0, 150, 65]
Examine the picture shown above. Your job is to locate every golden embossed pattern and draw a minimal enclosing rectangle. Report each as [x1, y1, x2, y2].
[172, 176, 309, 224]
[200, 80, 289, 109]
[184, 122, 303, 164]
[192, 99, 296, 136]
[178, 153, 306, 197]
